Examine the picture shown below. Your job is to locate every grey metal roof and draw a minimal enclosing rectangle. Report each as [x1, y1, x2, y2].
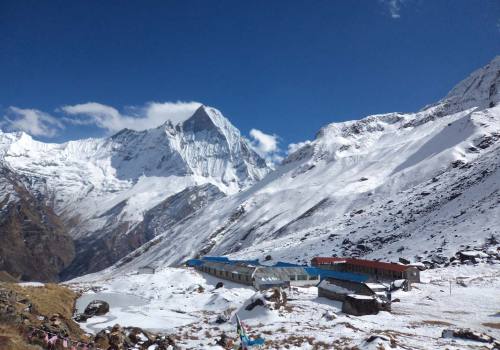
[202, 260, 257, 275]
[254, 267, 312, 281]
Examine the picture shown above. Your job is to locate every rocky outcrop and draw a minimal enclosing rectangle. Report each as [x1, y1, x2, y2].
[0, 283, 87, 349]
[94, 324, 178, 350]
[0, 165, 74, 282]
[74, 299, 110, 322]
[442, 328, 499, 347]
[84, 300, 109, 316]
[244, 288, 288, 311]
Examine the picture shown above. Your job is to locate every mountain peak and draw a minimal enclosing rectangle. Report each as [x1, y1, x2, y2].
[424, 56, 500, 114]
[182, 105, 217, 133]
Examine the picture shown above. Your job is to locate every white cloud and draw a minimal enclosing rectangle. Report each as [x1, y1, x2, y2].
[145, 102, 202, 126]
[249, 128, 283, 167]
[287, 140, 312, 155]
[381, 0, 404, 19]
[2, 107, 64, 137]
[61, 101, 201, 133]
[249, 128, 279, 154]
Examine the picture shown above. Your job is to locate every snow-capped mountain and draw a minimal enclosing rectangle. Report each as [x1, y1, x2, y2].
[106, 56, 500, 275]
[0, 106, 271, 279]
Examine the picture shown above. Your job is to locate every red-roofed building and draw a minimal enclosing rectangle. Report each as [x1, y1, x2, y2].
[311, 257, 420, 283]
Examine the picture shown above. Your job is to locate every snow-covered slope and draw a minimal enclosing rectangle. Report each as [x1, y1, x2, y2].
[69, 264, 500, 349]
[108, 56, 500, 274]
[0, 106, 270, 278]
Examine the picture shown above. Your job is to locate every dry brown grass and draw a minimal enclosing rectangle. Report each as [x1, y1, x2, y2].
[0, 325, 40, 350]
[0, 282, 87, 349]
[8, 283, 77, 319]
[9, 283, 85, 339]
[482, 322, 500, 329]
[0, 271, 18, 283]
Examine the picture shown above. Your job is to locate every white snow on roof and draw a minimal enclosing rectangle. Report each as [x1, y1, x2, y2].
[318, 280, 356, 294]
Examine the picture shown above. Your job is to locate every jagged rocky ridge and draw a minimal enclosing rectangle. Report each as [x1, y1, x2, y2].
[0, 106, 270, 280]
[104, 56, 500, 276]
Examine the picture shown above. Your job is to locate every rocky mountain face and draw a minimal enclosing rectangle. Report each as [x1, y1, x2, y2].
[0, 106, 270, 280]
[105, 56, 500, 276]
[0, 163, 74, 281]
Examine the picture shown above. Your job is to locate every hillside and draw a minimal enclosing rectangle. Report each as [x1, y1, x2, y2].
[105, 56, 500, 275]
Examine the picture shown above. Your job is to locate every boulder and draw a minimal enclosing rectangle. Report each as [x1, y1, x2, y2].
[94, 324, 179, 350]
[216, 332, 234, 348]
[430, 254, 447, 265]
[442, 328, 497, 344]
[215, 282, 224, 289]
[264, 288, 287, 309]
[84, 300, 109, 316]
[215, 314, 228, 324]
[74, 313, 90, 322]
[245, 298, 264, 311]
[322, 311, 336, 321]
[398, 257, 411, 265]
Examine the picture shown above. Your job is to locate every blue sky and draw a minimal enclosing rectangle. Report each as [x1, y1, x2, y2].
[0, 0, 499, 156]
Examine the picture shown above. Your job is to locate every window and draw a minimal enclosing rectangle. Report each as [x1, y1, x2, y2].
[298, 275, 307, 281]
[309, 275, 318, 280]
[290, 275, 296, 281]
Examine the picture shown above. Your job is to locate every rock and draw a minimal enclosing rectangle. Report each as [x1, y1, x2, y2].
[215, 282, 224, 289]
[109, 330, 125, 350]
[93, 324, 178, 350]
[430, 254, 447, 265]
[398, 257, 411, 265]
[264, 255, 272, 261]
[442, 328, 496, 344]
[84, 300, 109, 316]
[366, 334, 391, 343]
[215, 315, 228, 324]
[245, 298, 265, 311]
[74, 313, 90, 322]
[216, 332, 233, 348]
[264, 288, 287, 309]
[457, 250, 489, 262]
[322, 311, 336, 320]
